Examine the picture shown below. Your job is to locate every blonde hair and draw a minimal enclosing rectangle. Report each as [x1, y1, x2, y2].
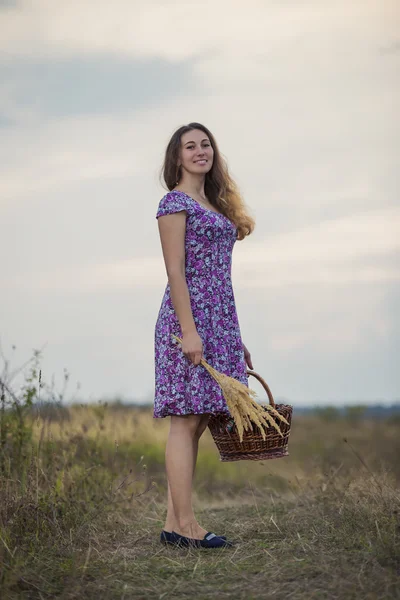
[161, 122, 255, 240]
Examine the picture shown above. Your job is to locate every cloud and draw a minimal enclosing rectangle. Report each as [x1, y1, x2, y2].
[0, 0, 396, 64]
[234, 207, 400, 265]
[0, 55, 195, 121]
[0, 111, 167, 201]
[10, 256, 165, 292]
[1, 0, 399, 402]
[8, 207, 399, 296]
[1, 0, 398, 213]
[379, 39, 400, 55]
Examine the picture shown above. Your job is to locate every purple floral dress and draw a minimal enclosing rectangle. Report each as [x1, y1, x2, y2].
[154, 190, 248, 418]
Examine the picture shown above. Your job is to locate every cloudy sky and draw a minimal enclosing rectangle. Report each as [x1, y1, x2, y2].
[1, 0, 399, 406]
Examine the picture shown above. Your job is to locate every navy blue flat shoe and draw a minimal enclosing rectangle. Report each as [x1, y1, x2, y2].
[171, 530, 233, 549]
[160, 530, 226, 546]
[160, 530, 176, 545]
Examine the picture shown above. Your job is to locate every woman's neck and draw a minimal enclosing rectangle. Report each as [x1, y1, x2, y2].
[177, 174, 207, 200]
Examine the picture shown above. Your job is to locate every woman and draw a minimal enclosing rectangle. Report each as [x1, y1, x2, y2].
[154, 122, 255, 548]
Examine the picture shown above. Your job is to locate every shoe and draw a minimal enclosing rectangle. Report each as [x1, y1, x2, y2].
[171, 530, 233, 548]
[160, 529, 227, 546]
[160, 530, 176, 545]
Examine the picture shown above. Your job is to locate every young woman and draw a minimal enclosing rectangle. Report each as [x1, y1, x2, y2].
[154, 122, 255, 549]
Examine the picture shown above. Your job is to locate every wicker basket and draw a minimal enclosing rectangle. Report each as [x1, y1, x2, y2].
[208, 370, 293, 462]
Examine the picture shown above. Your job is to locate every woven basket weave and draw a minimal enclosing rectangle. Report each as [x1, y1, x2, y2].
[208, 370, 293, 462]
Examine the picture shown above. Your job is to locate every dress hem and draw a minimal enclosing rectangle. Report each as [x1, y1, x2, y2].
[153, 409, 231, 419]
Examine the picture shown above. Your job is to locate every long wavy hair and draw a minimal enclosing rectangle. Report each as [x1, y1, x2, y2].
[161, 122, 255, 240]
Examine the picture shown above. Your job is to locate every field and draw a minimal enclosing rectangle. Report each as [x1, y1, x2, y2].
[1, 370, 399, 599]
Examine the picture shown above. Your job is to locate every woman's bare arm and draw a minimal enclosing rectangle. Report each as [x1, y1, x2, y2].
[158, 211, 203, 365]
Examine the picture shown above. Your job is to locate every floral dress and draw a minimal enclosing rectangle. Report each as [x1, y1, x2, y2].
[154, 190, 248, 418]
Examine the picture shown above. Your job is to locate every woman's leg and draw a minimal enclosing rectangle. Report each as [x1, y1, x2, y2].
[163, 414, 210, 536]
[164, 414, 210, 531]
[191, 414, 211, 481]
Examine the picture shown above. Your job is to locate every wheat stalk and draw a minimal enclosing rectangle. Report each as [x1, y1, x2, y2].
[172, 335, 289, 442]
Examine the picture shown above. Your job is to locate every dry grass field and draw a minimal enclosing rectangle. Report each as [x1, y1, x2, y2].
[0, 362, 399, 599]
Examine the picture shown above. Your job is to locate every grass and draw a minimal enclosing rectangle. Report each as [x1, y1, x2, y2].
[0, 359, 399, 599]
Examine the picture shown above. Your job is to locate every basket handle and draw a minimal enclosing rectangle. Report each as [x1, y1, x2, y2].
[247, 370, 276, 408]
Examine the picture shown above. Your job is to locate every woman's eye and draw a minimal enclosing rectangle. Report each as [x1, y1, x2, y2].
[185, 143, 210, 150]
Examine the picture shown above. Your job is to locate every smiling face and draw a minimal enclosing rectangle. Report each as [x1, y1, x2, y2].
[178, 129, 214, 178]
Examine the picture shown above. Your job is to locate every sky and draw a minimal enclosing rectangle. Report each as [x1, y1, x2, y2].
[0, 0, 399, 406]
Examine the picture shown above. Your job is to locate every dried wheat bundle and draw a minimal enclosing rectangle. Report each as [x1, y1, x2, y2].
[172, 335, 289, 443]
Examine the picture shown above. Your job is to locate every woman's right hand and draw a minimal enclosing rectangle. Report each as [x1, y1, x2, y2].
[181, 330, 203, 366]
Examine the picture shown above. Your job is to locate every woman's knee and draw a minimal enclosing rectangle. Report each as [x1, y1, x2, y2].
[170, 414, 202, 437]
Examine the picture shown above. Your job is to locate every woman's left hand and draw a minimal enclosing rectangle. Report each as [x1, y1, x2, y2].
[243, 342, 254, 370]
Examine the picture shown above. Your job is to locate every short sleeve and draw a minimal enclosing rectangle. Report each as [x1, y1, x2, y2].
[156, 191, 192, 219]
